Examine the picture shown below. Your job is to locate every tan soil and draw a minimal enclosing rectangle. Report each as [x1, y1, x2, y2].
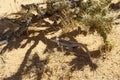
[0, 0, 120, 80]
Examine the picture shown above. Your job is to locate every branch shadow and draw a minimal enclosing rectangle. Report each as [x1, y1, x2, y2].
[44, 30, 100, 72]
[0, 13, 60, 80]
[22, 53, 47, 80]
[3, 40, 38, 80]
[0, 18, 101, 79]
[69, 48, 99, 72]
[48, 42, 100, 72]
[0, 3, 103, 79]
[0, 14, 60, 54]
[4, 51, 47, 80]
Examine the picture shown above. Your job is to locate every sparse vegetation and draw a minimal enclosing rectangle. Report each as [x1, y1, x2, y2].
[74, 0, 113, 48]
[46, 0, 113, 50]
[0, 0, 113, 50]
[0, 0, 120, 80]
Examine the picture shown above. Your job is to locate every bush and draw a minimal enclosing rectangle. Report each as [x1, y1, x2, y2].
[75, 0, 113, 43]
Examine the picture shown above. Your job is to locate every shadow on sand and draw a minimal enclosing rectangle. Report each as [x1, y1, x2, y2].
[0, 3, 102, 80]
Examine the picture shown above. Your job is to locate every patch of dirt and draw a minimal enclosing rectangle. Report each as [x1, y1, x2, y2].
[0, 0, 120, 80]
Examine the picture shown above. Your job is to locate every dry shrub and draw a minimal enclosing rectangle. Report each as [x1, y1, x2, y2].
[53, 0, 113, 49]
[76, 0, 113, 50]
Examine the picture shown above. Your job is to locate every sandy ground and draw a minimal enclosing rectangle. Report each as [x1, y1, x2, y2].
[0, 0, 120, 80]
[0, 0, 44, 17]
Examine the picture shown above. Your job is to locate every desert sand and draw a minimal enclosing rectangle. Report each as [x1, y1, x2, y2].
[0, 0, 120, 80]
